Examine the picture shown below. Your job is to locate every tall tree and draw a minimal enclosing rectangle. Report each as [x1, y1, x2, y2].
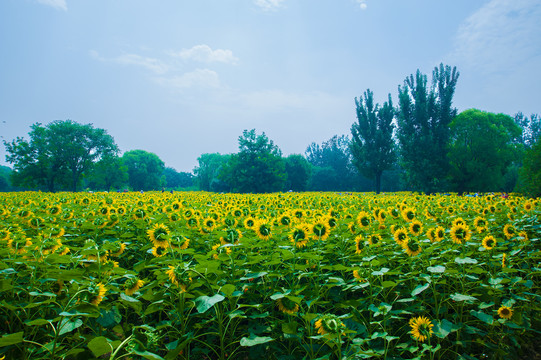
[397, 64, 459, 193]
[448, 109, 522, 193]
[305, 135, 361, 191]
[87, 154, 128, 191]
[163, 167, 194, 189]
[284, 154, 311, 191]
[351, 90, 396, 193]
[194, 153, 231, 192]
[514, 112, 540, 149]
[516, 138, 541, 197]
[4, 120, 118, 192]
[122, 150, 165, 191]
[221, 129, 285, 193]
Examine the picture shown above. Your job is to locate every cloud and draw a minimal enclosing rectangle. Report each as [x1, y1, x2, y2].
[153, 69, 220, 89]
[449, 0, 541, 74]
[90, 50, 169, 74]
[36, 0, 67, 11]
[355, 0, 368, 10]
[169, 45, 239, 65]
[254, 0, 286, 12]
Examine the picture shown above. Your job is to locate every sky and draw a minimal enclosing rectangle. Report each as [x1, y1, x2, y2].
[1, 0, 540, 173]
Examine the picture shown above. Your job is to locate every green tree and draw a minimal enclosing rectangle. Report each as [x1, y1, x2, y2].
[221, 129, 285, 193]
[397, 64, 459, 193]
[351, 90, 396, 193]
[87, 154, 128, 191]
[305, 135, 362, 191]
[163, 167, 194, 189]
[284, 154, 311, 191]
[4, 120, 118, 192]
[448, 109, 522, 193]
[514, 112, 540, 148]
[516, 138, 541, 197]
[194, 153, 231, 192]
[122, 150, 165, 191]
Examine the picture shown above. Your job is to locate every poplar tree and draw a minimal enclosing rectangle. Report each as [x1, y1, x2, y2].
[351, 90, 396, 193]
[397, 63, 459, 193]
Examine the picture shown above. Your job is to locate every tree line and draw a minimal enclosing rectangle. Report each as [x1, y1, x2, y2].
[3, 64, 540, 196]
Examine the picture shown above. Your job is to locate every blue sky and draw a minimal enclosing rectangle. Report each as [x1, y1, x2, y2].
[1, 0, 540, 172]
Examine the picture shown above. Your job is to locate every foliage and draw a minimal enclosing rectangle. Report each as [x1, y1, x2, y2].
[514, 112, 541, 149]
[397, 64, 459, 194]
[163, 167, 194, 190]
[0, 166, 13, 192]
[193, 153, 231, 192]
[351, 89, 396, 193]
[516, 138, 541, 197]
[284, 154, 311, 192]
[4, 120, 118, 192]
[448, 109, 522, 193]
[0, 191, 539, 360]
[122, 150, 165, 191]
[305, 135, 361, 191]
[221, 129, 286, 193]
[87, 154, 128, 191]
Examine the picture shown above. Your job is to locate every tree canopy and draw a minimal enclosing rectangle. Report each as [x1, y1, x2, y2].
[448, 109, 522, 193]
[122, 150, 165, 191]
[351, 89, 396, 193]
[4, 120, 118, 192]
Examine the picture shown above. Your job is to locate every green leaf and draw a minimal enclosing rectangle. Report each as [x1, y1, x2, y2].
[58, 318, 83, 335]
[220, 284, 236, 297]
[240, 335, 274, 347]
[97, 307, 122, 328]
[282, 321, 298, 334]
[132, 349, 166, 360]
[455, 257, 478, 264]
[120, 293, 140, 303]
[470, 310, 494, 325]
[25, 319, 50, 326]
[88, 336, 113, 357]
[450, 293, 477, 302]
[0, 332, 23, 347]
[195, 294, 225, 314]
[427, 265, 446, 273]
[412, 283, 430, 297]
[381, 281, 397, 288]
[433, 319, 454, 338]
[0, 279, 13, 292]
[240, 272, 268, 280]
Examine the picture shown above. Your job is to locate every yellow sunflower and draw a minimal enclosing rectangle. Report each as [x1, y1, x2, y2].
[409, 219, 423, 236]
[481, 235, 496, 250]
[124, 278, 144, 296]
[354, 235, 365, 254]
[393, 227, 409, 245]
[401, 207, 415, 222]
[310, 220, 331, 241]
[450, 223, 471, 244]
[289, 224, 310, 248]
[356, 211, 371, 228]
[277, 297, 299, 315]
[409, 316, 434, 342]
[473, 216, 488, 233]
[497, 306, 513, 319]
[314, 314, 346, 336]
[503, 224, 516, 239]
[402, 238, 422, 256]
[90, 282, 107, 306]
[254, 219, 272, 240]
[147, 224, 170, 247]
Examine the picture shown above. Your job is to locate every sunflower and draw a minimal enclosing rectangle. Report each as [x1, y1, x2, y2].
[254, 219, 272, 240]
[523, 201, 533, 212]
[409, 220, 423, 236]
[166, 265, 191, 292]
[450, 223, 471, 244]
[243, 217, 256, 229]
[426, 228, 436, 242]
[377, 209, 387, 223]
[152, 246, 168, 257]
[402, 238, 422, 256]
[277, 297, 299, 315]
[292, 209, 304, 220]
[517, 231, 528, 242]
[28, 217, 46, 230]
[401, 207, 415, 222]
[368, 233, 381, 246]
[502, 253, 507, 268]
[473, 216, 488, 233]
[503, 224, 516, 239]
[201, 217, 218, 233]
[223, 228, 242, 244]
[452, 217, 466, 227]
[348, 222, 358, 234]
[314, 314, 346, 336]
[482, 235, 496, 250]
[352, 270, 367, 283]
[356, 211, 371, 228]
[289, 224, 310, 248]
[186, 216, 200, 229]
[147, 224, 170, 247]
[110, 242, 127, 257]
[124, 278, 145, 296]
[354, 235, 365, 254]
[171, 235, 190, 250]
[310, 220, 331, 241]
[393, 227, 409, 245]
[409, 316, 434, 342]
[89, 282, 107, 306]
[434, 226, 445, 242]
[497, 306, 513, 319]
[47, 205, 62, 216]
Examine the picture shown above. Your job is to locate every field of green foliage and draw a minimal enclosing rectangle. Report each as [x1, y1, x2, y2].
[0, 191, 539, 360]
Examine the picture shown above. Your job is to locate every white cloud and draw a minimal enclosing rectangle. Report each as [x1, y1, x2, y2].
[36, 0, 67, 11]
[355, 0, 368, 10]
[90, 50, 169, 74]
[254, 0, 286, 12]
[170, 45, 239, 65]
[449, 0, 541, 74]
[154, 69, 220, 89]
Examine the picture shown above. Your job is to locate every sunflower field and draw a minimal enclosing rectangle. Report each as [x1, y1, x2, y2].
[0, 191, 539, 360]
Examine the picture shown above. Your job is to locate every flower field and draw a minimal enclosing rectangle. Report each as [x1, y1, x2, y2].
[0, 191, 540, 360]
